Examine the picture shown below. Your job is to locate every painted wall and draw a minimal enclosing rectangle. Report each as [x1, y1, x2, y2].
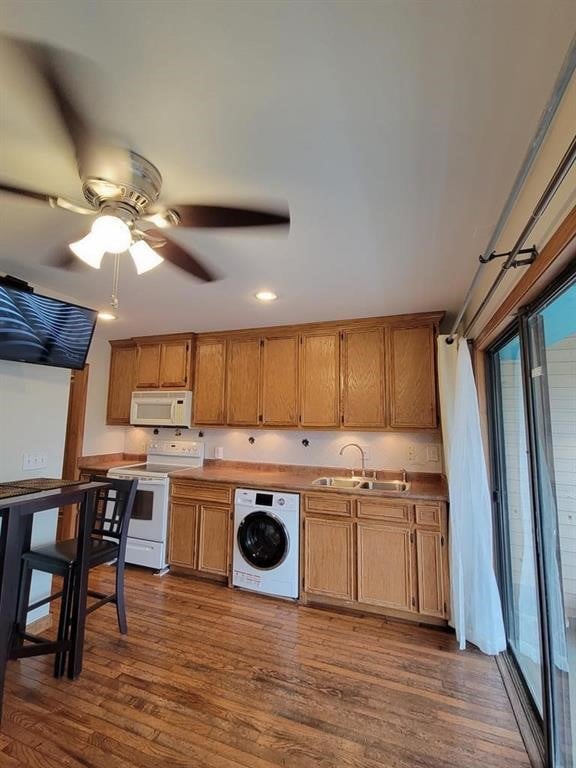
[0, 359, 70, 622]
[82, 333, 126, 456]
[124, 424, 443, 474]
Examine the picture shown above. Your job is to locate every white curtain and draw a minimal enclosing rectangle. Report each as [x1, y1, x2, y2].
[437, 335, 506, 654]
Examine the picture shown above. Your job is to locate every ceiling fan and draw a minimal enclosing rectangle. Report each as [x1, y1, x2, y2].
[0, 37, 289, 286]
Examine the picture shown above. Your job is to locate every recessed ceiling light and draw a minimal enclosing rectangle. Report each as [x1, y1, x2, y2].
[98, 311, 117, 321]
[255, 291, 278, 302]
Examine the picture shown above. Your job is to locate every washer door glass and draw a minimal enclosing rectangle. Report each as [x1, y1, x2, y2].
[238, 511, 288, 570]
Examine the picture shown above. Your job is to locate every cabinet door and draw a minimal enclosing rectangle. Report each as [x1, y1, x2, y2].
[226, 338, 261, 425]
[169, 502, 198, 568]
[194, 340, 227, 424]
[389, 325, 437, 428]
[341, 329, 385, 427]
[300, 331, 340, 427]
[304, 517, 354, 600]
[160, 340, 191, 389]
[135, 343, 161, 389]
[416, 530, 447, 617]
[261, 336, 299, 426]
[106, 344, 136, 424]
[357, 522, 414, 611]
[196, 504, 230, 576]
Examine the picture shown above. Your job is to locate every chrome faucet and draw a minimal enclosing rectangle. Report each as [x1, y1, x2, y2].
[339, 443, 366, 477]
[400, 467, 407, 484]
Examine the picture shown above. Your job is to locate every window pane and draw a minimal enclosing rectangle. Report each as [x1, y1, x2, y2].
[495, 335, 543, 711]
[529, 278, 576, 766]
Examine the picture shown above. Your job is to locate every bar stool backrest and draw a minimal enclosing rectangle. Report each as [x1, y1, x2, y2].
[88, 476, 138, 544]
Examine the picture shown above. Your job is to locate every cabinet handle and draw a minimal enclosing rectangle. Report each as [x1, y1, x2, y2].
[443, 602, 448, 614]
[410, 532, 414, 544]
[440, 535, 445, 546]
[411, 596, 416, 607]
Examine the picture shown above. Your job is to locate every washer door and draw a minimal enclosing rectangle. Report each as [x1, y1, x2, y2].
[237, 511, 289, 570]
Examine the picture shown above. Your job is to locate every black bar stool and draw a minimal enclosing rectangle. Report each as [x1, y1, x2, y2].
[13, 476, 137, 677]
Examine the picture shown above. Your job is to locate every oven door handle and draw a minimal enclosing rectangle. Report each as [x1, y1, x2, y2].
[108, 474, 167, 485]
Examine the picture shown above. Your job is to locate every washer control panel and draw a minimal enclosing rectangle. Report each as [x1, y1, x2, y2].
[235, 488, 299, 512]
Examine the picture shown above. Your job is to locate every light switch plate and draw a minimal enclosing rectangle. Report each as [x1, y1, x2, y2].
[426, 445, 440, 463]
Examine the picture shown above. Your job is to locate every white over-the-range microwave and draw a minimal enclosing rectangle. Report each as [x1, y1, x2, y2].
[130, 390, 193, 427]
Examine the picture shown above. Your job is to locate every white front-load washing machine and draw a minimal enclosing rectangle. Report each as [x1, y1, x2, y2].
[233, 488, 300, 599]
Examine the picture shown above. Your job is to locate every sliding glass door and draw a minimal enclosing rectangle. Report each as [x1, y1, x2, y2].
[492, 333, 544, 712]
[527, 278, 575, 767]
[489, 268, 576, 768]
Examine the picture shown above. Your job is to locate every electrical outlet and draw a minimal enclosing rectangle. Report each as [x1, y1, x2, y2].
[407, 443, 418, 462]
[22, 452, 48, 471]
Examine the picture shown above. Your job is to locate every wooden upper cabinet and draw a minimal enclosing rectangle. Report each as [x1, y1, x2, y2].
[341, 329, 385, 427]
[300, 331, 340, 427]
[135, 343, 161, 389]
[261, 335, 299, 426]
[357, 522, 414, 611]
[389, 325, 437, 429]
[226, 338, 261, 425]
[106, 342, 136, 425]
[193, 339, 227, 424]
[159, 339, 192, 388]
[304, 517, 354, 600]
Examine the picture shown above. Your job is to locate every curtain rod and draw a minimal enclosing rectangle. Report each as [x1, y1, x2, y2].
[446, 37, 576, 344]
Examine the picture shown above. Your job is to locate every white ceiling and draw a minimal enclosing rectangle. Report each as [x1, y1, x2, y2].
[0, 0, 574, 338]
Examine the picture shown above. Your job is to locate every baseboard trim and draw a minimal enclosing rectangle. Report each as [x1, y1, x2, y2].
[26, 614, 53, 635]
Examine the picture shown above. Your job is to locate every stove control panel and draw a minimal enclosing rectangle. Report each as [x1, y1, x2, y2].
[147, 440, 205, 460]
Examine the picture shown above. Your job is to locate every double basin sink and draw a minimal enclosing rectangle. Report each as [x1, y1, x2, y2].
[311, 476, 409, 492]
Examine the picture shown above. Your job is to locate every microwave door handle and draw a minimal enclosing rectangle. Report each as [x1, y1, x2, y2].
[170, 400, 176, 422]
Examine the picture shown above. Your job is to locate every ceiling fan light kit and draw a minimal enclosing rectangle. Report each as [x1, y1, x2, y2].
[129, 240, 164, 275]
[69, 232, 105, 269]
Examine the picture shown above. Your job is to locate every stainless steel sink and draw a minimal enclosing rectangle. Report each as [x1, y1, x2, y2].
[357, 480, 409, 492]
[312, 476, 365, 488]
[311, 477, 409, 492]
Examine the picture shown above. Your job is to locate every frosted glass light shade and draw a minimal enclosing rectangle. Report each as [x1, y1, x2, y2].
[129, 240, 164, 274]
[69, 233, 105, 269]
[91, 215, 132, 253]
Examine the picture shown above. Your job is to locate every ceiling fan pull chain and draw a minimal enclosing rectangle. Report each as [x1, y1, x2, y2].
[111, 253, 120, 312]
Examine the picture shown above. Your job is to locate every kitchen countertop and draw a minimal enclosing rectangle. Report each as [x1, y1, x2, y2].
[169, 460, 448, 502]
[77, 453, 146, 472]
[78, 455, 448, 501]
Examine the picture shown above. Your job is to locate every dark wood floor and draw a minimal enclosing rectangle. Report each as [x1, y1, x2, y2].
[1, 567, 529, 768]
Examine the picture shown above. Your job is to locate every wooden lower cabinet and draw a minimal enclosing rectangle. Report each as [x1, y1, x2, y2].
[303, 517, 354, 600]
[357, 522, 414, 612]
[168, 490, 231, 581]
[196, 505, 230, 576]
[416, 529, 447, 617]
[302, 493, 449, 624]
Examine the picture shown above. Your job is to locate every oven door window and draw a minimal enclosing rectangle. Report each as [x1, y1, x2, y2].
[131, 489, 154, 521]
[237, 511, 288, 570]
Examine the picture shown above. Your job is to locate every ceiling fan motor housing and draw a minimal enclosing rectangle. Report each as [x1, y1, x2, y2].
[81, 150, 163, 216]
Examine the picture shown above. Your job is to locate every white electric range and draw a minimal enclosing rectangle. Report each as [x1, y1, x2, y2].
[108, 439, 204, 570]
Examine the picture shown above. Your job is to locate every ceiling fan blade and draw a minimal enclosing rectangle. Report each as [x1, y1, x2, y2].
[46, 246, 89, 272]
[9, 38, 94, 168]
[161, 203, 290, 229]
[145, 229, 217, 282]
[0, 182, 53, 204]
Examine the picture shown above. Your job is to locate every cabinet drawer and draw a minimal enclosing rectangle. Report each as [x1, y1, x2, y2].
[415, 504, 442, 528]
[357, 499, 413, 523]
[171, 481, 232, 505]
[303, 493, 353, 517]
